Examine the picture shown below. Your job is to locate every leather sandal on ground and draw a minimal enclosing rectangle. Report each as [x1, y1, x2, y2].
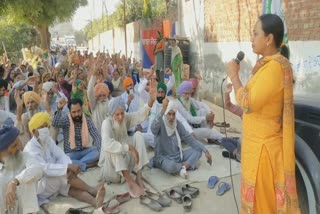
[140, 195, 163, 212]
[165, 189, 183, 204]
[65, 208, 92, 214]
[146, 191, 172, 207]
[182, 194, 192, 212]
[173, 185, 199, 198]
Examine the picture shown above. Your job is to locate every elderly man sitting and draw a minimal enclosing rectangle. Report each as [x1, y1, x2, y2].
[99, 82, 156, 198]
[88, 74, 111, 133]
[15, 91, 45, 147]
[176, 81, 225, 144]
[24, 112, 105, 208]
[150, 100, 212, 178]
[0, 124, 43, 214]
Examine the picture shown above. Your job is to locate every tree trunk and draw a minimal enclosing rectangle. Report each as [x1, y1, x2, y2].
[36, 25, 49, 50]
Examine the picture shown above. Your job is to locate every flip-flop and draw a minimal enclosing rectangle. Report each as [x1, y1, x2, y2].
[208, 176, 219, 189]
[216, 182, 231, 196]
[172, 186, 198, 198]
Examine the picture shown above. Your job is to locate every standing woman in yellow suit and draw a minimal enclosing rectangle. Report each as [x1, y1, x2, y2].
[226, 14, 300, 214]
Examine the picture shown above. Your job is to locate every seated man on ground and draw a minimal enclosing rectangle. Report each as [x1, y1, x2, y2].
[0, 124, 43, 214]
[150, 100, 212, 179]
[52, 98, 101, 172]
[99, 81, 156, 198]
[176, 81, 225, 144]
[25, 112, 105, 208]
[143, 82, 193, 149]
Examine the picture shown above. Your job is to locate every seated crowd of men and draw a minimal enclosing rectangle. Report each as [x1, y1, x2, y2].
[0, 51, 238, 213]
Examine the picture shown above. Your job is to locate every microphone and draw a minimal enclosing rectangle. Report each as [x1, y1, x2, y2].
[234, 51, 245, 64]
[223, 51, 245, 82]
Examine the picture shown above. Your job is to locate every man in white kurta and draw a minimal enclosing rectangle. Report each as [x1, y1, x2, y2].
[99, 85, 156, 198]
[177, 81, 225, 143]
[87, 75, 110, 134]
[0, 126, 43, 214]
[25, 112, 106, 208]
[143, 82, 193, 148]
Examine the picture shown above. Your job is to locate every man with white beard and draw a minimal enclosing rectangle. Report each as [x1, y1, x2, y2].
[88, 75, 110, 134]
[99, 81, 156, 198]
[176, 81, 225, 144]
[14, 91, 42, 147]
[150, 100, 212, 178]
[24, 112, 106, 208]
[0, 125, 43, 214]
[143, 82, 193, 148]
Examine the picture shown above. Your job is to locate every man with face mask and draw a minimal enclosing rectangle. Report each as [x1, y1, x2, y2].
[25, 112, 105, 209]
[150, 100, 212, 179]
[52, 98, 101, 172]
[99, 82, 156, 198]
[87, 74, 110, 134]
[0, 124, 43, 214]
[14, 91, 43, 147]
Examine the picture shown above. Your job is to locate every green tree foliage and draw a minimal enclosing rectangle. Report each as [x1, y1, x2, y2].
[143, 0, 152, 19]
[1, 0, 87, 50]
[0, 19, 39, 62]
[84, 0, 166, 40]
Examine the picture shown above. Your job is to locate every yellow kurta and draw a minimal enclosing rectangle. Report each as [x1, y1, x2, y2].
[236, 54, 300, 214]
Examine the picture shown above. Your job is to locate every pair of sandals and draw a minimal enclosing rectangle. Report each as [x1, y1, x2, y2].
[165, 184, 199, 212]
[93, 192, 131, 214]
[139, 191, 172, 212]
[208, 176, 231, 196]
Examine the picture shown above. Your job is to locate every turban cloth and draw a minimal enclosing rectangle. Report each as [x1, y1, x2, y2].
[94, 83, 109, 97]
[23, 91, 41, 106]
[42, 72, 50, 83]
[157, 82, 167, 93]
[42, 82, 54, 92]
[122, 77, 133, 90]
[0, 126, 19, 151]
[189, 78, 199, 88]
[28, 112, 51, 133]
[104, 80, 114, 93]
[177, 81, 193, 96]
[165, 100, 178, 115]
[108, 97, 126, 116]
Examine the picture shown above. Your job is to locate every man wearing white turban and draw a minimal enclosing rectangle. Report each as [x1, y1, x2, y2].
[99, 81, 157, 198]
[150, 100, 212, 179]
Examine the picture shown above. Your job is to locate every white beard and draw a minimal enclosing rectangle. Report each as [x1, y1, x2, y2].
[3, 151, 24, 171]
[163, 116, 177, 136]
[180, 97, 191, 112]
[96, 101, 108, 117]
[27, 108, 40, 119]
[112, 119, 128, 142]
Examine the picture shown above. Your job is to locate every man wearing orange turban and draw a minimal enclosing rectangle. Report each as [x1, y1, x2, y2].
[15, 91, 43, 147]
[122, 77, 134, 91]
[87, 75, 111, 133]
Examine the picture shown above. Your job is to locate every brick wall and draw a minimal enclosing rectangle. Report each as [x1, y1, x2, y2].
[204, 0, 320, 42]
